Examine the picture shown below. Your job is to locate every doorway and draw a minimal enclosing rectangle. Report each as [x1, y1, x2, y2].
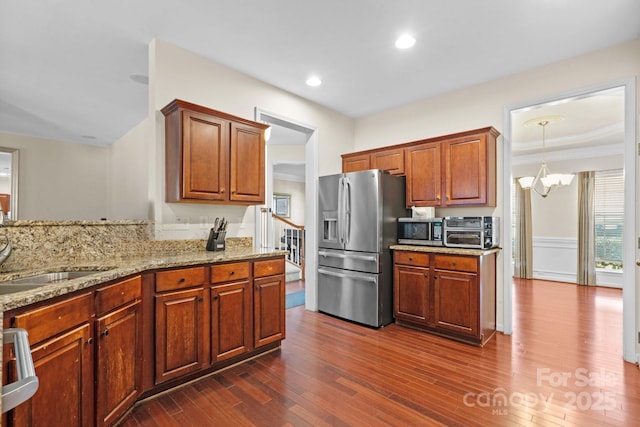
[502, 78, 637, 363]
[254, 108, 319, 311]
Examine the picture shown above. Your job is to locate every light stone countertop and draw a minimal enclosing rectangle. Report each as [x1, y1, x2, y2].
[0, 246, 287, 311]
[390, 244, 501, 256]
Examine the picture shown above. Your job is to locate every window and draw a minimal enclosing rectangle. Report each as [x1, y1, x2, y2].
[594, 169, 624, 270]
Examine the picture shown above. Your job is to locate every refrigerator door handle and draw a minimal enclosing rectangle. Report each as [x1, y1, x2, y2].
[318, 251, 377, 262]
[318, 268, 377, 283]
[344, 177, 351, 245]
[337, 176, 345, 245]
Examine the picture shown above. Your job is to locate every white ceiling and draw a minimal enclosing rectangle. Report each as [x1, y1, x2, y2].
[511, 86, 626, 164]
[1, 1, 638, 147]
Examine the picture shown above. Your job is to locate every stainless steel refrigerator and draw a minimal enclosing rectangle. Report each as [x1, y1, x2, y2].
[317, 169, 407, 327]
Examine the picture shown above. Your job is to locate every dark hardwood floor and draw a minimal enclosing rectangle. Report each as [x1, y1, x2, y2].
[118, 279, 639, 426]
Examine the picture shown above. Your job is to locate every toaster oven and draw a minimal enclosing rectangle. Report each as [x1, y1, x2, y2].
[443, 216, 500, 249]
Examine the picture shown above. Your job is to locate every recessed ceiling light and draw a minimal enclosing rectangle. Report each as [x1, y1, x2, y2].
[305, 76, 322, 87]
[395, 34, 416, 49]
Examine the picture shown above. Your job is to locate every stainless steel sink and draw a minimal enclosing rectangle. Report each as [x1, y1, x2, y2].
[0, 270, 105, 295]
[8, 270, 103, 284]
[0, 283, 48, 295]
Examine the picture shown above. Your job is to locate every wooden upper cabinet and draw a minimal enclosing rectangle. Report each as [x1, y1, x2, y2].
[443, 132, 495, 206]
[371, 147, 405, 175]
[405, 142, 441, 207]
[407, 127, 498, 207]
[342, 147, 405, 175]
[162, 99, 267, 205]
[341, 127, 498, 208]
[342, 153, 370, 173]
[229, 122, 265, 203]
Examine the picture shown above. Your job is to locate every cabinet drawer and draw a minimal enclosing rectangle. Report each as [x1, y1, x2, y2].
[394, 251, 430, 267]
[254, 258, 285, 278]
[211, 262, 250, 284]
[156, 266, 207, 292]
[434, 255, 477, 273]
[95, 275, 142, 316]
[12, 292, 93, 346]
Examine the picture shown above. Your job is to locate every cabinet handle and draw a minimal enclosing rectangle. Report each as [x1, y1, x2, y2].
[230, 271, 235, 275]
[213, 295, 218, 300]
[198, 297, 204, 302]
[178, 277, 186, 283]
[102, 329, 109, 337]
[87, 338, 94, 345]
[451, 262, 457, 266]
[446, 195, 450, 200]
[436, 196, 441, 201]
[408, 257, 413, 261]
[221, 188, 225, 193]
[434, 275, 438, 280]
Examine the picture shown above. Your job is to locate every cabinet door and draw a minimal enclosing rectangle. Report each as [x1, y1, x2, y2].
[155, 288, 206, 384]
[342, 153, 370, 173]
[8, 324, 93, 427]
[96, 301, 142, 427]
[405, 142, 442, 207]
[211, 280, 252, 364]
[443, 135, 488, 206]
[254, 274, 286, 348]
[182, 110, 228, 201]
[371, 148, 405, 175]
[229, 122, 265, 203]
[433, 270, 479, 338]
[394, 265, 430, 324]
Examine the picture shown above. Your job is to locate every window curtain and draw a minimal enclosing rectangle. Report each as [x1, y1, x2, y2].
[514, 181, 533, 279]
[577, 171, 596, 285]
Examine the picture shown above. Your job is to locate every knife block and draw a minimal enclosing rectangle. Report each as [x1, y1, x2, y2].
[206, 230, 226, 251]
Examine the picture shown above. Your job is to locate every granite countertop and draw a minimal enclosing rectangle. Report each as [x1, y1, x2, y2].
[0, 246, 288, 311]
[390, 244, 501, 256]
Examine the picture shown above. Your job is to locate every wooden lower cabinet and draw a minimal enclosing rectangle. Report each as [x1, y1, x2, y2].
[95, 300, 142, 427]
[433, 269, 478, 337]
[210, 280, 252, 363]
[393, 250, 496, 346]
[253, 259, 286, 348]
[8, 324, 93, 427]
[394, 265, 430, 325]
[154, 287, 206, 384]
[2, 256, 286, 426]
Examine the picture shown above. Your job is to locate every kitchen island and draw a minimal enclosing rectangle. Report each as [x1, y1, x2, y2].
[0, 227, 287, 426]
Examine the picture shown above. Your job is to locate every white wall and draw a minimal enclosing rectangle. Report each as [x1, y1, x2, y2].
[352, 38, 640, 330]
[146, 39, 354, 240]
[0, 131, 108, 220]
[273, 179, 305, 226]
[107, 118, 150, 220]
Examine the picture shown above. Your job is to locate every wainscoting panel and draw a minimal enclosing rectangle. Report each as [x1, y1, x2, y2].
[532, 236, 577, 283]
[530, 236, 623, 288]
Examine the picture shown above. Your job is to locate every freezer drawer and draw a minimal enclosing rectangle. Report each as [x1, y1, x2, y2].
[318, 266, 390, 327]
[318, 248, 379, 274]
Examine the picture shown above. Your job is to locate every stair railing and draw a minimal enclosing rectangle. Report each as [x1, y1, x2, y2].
[267, 210, 305, 280]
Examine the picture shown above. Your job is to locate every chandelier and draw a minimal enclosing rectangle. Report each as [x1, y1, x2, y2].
[518, 120, 574, 197]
